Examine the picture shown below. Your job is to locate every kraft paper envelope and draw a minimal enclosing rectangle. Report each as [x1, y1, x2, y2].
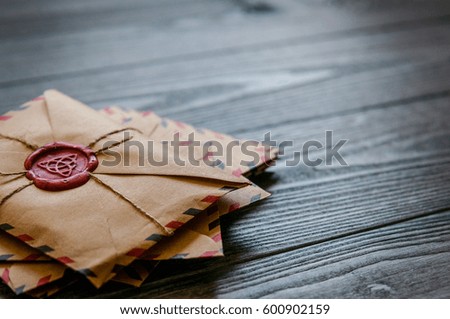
[0, 203, 223, 294]
[0, 183, 268, 295]
[0, 233, 161, 294]
[0, 183, 269, 295]
[0, 96, 276, 295]
[0, 260, 159, 297]
[0, 262, 67, 295]
[0, 90, 250, 289]
[0, 105, 275, 260]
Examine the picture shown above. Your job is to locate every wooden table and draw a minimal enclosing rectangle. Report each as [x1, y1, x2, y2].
[1, 0, 449, 298]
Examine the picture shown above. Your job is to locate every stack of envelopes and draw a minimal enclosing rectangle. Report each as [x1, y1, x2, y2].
[0, 90, 277, 297]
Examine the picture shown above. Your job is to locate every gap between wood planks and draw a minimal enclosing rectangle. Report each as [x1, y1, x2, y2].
[229, 206, 450, 266]
[213, 157, 450, 261]
[228, 90, 450, 135]
[226, 156, 450, 252]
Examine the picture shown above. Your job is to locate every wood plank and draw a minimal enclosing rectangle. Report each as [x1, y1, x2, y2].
[1, 0, 450, 85]
[167, 60, 450, 135]
[262, 95, 450, 169]
[2, 19, 450, 122]
[0, 0, 230, 38]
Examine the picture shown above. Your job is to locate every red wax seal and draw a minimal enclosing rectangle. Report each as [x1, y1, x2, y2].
[24, 142, 98, 191]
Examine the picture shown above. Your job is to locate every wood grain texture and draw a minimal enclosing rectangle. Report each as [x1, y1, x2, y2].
[0, 0, 449, 298]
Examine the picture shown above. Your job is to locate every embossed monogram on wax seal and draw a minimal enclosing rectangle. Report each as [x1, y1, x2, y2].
[37, 154, 78, 177]
[24, 142, 98, 191]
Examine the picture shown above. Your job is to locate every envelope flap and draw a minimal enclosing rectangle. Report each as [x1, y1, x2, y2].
[43, 90, 124, 146]
[0, 98, 53, 149]
[0, 263, 66, 294]
[95, 134, 250, 185]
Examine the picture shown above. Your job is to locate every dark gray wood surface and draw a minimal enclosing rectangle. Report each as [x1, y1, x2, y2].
[1, 0, 449, 298]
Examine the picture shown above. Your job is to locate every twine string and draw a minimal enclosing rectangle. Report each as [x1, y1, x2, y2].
[0, 171, 26, 177]
[0, 134, 38, 150]
[89, 173, 172, 236]
[87, 127, 142, 149]
[95, 134, 134, 155]
[0, 181, 33, 206]
[146, 123, 159, 139]
[91, 127, 173, 232]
